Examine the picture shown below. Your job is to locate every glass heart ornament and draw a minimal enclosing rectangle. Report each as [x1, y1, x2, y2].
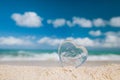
[58, 40, 88, 68]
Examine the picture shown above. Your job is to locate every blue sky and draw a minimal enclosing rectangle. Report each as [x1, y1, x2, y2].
[0, 0, 120, 49]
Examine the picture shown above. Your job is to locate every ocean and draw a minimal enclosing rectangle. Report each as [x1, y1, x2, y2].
[0, 49, 120, 61]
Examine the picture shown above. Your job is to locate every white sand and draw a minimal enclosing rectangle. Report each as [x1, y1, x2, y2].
[0, 64, 119, 80]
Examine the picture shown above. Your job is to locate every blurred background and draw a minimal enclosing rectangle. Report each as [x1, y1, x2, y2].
[0, 0, 120, 61]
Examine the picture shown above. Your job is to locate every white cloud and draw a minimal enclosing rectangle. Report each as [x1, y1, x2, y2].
[66, 21, 74, 27]
[37, 37, 64, 46]
[66, 17, 92, 28]
[46, 16, 120, 28]
[103, 31, 120, 47]
[66, 37, 96, 47]
[0, 36, 32, 46]
[89, 30, 102, 36]
[105, 31, 120, 36]
[11, 12, 43, 27]
[1, 35, 118, 48]
[110, 17, 120, 27]
[37, 37, 97, 47]
[72, 17, 92, 28]
[47, 17, 92, 28]
[103, 35, 120, 48]
[37, 33, 120, 48]
[93, 18, 106, 27]
[47, 19, 66, 28]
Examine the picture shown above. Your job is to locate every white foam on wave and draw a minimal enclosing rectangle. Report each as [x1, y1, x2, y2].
[0, 52, 59, 61]
[0, 52, 120, 61]
[88, 54, 120, 61]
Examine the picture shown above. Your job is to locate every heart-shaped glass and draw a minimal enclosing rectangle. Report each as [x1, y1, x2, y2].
[58, 40, 88, 68]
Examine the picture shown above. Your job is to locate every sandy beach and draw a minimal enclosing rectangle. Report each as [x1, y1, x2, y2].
[0, 60, 120, 66]
[0, 61, 119, 80]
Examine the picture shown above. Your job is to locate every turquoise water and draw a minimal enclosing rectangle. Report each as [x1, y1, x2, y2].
[0, 49, 119, 61]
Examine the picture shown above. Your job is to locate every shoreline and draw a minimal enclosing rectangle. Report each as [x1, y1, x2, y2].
[0, 60, 119, 67]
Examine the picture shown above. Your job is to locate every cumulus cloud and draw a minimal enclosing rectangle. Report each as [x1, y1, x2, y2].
[46, 16, 120, 28]
[105, 31, 120, 36]
[103, 35, 120, 48]
[89, 31, 120, 48]
[72, 17, 92, 28]
[69, 17, 120, 28]
[66, 21, 74, 27]
[102, 31, 120, 47]
[66, 37, 96, 47]
[89, 30, 102, 36]
[11, 14, 120, 28]
[47, 19, 66, 28]
[93, 18, 106, 27]
[37, 37, 98, 47]
[47, 17, 92, 28]
[1, 35, 119, 48]
[66, 17, 92, 28]
[0, 36, 33, 46]
[11, 12, 43, 27]
[37, 37, 64, 46]
[37, 33, 120, 48]
[110, 17, 120, 27]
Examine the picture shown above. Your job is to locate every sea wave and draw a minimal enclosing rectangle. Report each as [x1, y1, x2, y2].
[0, 51, 120, 61]
[0, 50, 58, 61]
[88, 55, 120, 61]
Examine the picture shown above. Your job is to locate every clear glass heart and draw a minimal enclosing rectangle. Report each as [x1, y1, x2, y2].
[58, 40, 88, 68]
